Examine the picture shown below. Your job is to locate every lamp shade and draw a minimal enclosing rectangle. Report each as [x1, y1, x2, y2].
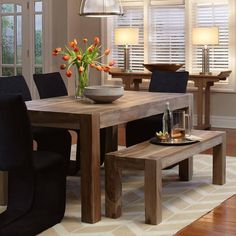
[115, 28, 139, 45]
[79, 0, 123, 17]
[192, 27, 219, 45]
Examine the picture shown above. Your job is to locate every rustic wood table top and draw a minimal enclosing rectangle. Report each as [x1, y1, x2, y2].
[109, 70, 231, 130]
[26, 91, 193, 224]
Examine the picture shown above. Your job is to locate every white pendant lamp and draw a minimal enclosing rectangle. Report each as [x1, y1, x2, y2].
[79, 0, 123, 17]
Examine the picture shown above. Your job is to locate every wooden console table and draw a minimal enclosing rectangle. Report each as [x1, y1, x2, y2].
[109, 70, 231, 130]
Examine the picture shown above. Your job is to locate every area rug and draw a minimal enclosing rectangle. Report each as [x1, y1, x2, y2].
[38, 154, 236, 235]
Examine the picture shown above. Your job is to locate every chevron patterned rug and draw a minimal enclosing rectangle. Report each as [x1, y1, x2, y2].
[39, 154, 236, 235]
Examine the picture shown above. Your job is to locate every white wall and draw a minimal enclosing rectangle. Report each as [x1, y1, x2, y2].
[51, 0, 102, 95]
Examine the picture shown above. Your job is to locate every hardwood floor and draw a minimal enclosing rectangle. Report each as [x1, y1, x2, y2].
[175, 194, 236, 236]
[119, 126, 236, 236]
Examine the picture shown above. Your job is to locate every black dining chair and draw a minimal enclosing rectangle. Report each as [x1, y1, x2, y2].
[33, 72, 68, 98]
[33, 72, 106, 171]
[0, 94, 66, 235]
[126, 70, 189, 147]
[0, 75, 72, 174]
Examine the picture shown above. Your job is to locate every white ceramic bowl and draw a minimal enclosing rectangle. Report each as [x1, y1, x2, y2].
[83, 85, 124, 103]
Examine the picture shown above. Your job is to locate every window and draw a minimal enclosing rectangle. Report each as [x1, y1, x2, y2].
[105, 0, 235, 91]
[191, 0, 229, 73]
[34, 1, 43, 74]
[108, 4, 144, 71]
[149, 2, 185, 65]
[0, 2, 24, 76]
[0, 0, 51, 97]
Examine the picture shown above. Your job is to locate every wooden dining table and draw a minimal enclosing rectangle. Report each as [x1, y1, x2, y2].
[109, 70, 231, 130]
[25, 91, 193, 223]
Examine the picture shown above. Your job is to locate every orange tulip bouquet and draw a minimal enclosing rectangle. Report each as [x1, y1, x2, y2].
[53, 37, 115, 98]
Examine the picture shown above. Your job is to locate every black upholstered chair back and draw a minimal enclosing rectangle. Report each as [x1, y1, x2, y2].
[0, 94, 66, 235]
[0, 95, 33, 170]
[33, 71, 106, 169]
[149, 70, 189, 93]
[126, 70, 189, 147]
[0, 75, 32, 101]
[0, 75, 72, 175]
[33, 72, 68, 98]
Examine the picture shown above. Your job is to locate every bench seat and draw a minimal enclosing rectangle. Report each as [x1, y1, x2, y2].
[105, 130, 226, 225]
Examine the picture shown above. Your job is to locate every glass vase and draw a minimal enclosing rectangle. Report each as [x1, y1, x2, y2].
[75, 65, 89, 99]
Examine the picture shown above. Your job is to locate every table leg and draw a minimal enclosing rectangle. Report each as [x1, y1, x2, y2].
[121, 78, 132, 90]
[105, 126, 118, 153]
[212, 134, 226, 185]
[133, 79, 142, 91]
[194, 81, 204, 129]
[204, 82, 214, 130]
[179, 157, 193, 181]
[79, 114, 101, 223]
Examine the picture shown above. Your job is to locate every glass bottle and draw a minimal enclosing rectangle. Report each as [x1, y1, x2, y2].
[162, 102, 173, 137]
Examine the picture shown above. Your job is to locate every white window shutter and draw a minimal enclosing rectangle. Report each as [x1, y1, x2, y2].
[110, 5, 144, 71]
[191, 1, 229, 73]
[149, 4, 185, 65]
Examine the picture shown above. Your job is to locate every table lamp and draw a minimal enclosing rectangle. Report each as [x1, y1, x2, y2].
[192, 27, 219, 75]
[80, 0, 123, 17]
[115, 28, 139, 72]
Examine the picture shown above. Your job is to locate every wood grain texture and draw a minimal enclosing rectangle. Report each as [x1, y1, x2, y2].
[109, 71, 231, 130]
[105, 156, 122, 219]
[79, 114, 101, 223]
[105, 129, 226, 225]
[25, 91, 192, 224]
[145, 159, 162, 225]
[108, 130, 225, 171]
[179, 157, 193, 181]
[212, 132, 226, 185]
[26, 92, 193, 129]
[174, 194, 236, 236]
[105, 126, 118, 154]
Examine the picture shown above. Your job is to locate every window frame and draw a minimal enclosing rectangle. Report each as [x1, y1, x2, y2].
[103, 0, 236, 92]
[29, 0, 52, 98]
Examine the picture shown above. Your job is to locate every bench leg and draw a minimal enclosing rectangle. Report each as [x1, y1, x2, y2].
[105, 156, 122, 218]
[179, 157, 193, 181]
[213, 135, 226, 185]
[145, 159, 162, 225]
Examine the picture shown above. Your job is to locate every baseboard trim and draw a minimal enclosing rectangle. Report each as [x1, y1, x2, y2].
[194, 115, 236, 129]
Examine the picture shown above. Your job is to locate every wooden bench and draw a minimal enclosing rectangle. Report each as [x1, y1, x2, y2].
[105, 130, 226, 225]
